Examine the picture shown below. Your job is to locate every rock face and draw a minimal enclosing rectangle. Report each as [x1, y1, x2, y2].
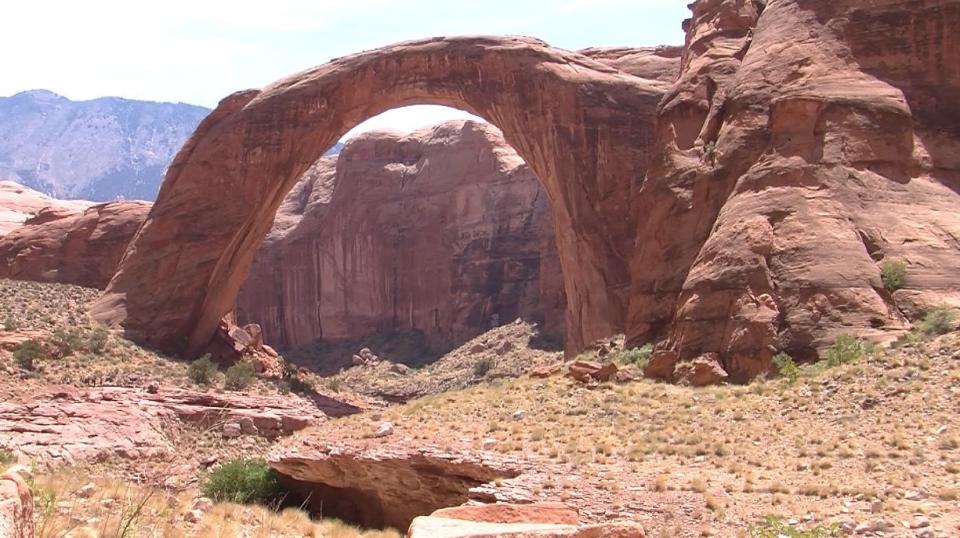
[0, 470, 33, 538]
[626, 0, 960, 382]
[0, 90, 210, 201]
[92, 36, 668, 359]
[408, 503, 645, 538]
[236, 120, 563, 351]
[0, 201, 149, 288]
[0, 180, 92, 236]
[0, 385, 337, 464]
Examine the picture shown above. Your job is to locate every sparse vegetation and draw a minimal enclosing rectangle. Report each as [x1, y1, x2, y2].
[918, 306, 957, 336]
[224, 360, 256, 391]
[823, 335, 871, 367]
[13, 339, 44, 370]
[613, 344, 653, 367]
[880, 260, 907, 292]
[49, 327, 84, 358]
[749, 516, 840, 537]
[87, 326, 110, 355]
[772, 352, 800, 384]
[473, 356, 496, 377]
[188, 354, 218, 386]
[3, 317, 16, 331]
[202, 458, 282, 505]
[0, 448, 14, 470]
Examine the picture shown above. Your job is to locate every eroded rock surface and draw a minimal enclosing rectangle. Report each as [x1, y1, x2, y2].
[627, 0, 960, 382]
[237, 120, 564, 351]
[408, 503, 645, 538]
[0, 385, 335, 464]
[0, 469, 33, 538]
[0, 180, 92, 236]
[0, 201, 149, 288]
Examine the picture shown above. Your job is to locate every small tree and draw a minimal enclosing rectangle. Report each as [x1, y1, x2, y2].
[188, 354, 218, 385]
[880, 260, 907, 292]
[772, 352, 800, 384]
[224, 360, 256, 391]
[13, 339, 44, 370]
[824, 335, 871, 367]
[87, 327, 110, 355]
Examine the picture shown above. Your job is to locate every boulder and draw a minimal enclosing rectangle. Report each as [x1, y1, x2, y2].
[0, 469, 33, 538]
[568, 361, 618, 383]
[674, 354, 729, 387]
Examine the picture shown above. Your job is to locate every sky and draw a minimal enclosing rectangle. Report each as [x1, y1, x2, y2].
[1, 0, 688, 137]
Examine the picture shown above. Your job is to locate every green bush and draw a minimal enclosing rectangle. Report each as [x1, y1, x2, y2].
[202, 458, 281, 505]
[918, 306, 958, 336]
[772, 352, 800, 384]
[224, 360, 256, 391]
[188, 354, 218, 386]
[2, 318, 16, 332]
[13, 339, 44, 370]
[473, 357, 496, 377]
[823, 335, 872, 367]
[749, 516, 839, 538]
[49, 327, 83, 358]
[613, 344, 653, 367]
[880, 260, 907, 292]
[87, 326, 110, 355]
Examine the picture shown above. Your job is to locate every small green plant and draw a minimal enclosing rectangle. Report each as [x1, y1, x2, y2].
[202, 458, 282, 505]
[87, 326, 110, 355]
[772, 352, 800, 384]
[613, 344, 653, 367]
[749, 516, 839, 537]
[918, 306, 958, 336]
[2, 318, 16, 332]
[880, 260, 907, 291]
[13, 339, 44, 370]
[49, 327, 83, 358]
[0, 449, 14, 470]
[224, 360, 256, 391]
[474, 356, 496, 377]
[823, 335, 872, 367]
[188, 354, 218, 386]
[322, 378, 341, 393]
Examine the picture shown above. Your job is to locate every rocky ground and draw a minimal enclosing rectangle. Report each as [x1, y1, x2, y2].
[1, 279, 959, 537]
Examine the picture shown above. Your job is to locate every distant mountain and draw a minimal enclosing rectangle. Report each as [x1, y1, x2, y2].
[0, 90, 210, 201]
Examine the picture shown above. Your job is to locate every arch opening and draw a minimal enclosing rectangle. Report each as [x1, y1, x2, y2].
[233, 106, 567, 372]
[90, 35, 666, 359]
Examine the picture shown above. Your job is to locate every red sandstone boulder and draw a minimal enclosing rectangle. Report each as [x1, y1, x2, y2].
[568, 361, 618, 383]
[674, 354, 729, 387]
[0, 200, 149, 289]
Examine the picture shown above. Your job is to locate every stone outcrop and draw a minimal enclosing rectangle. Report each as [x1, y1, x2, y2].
[236, 120, 563, 351]
[0, 201, 149, 288]
[627, 0, 960, 382]
[0, 385, 338, 464]
[0, 180, 92, 236]
[408, 503, 645, 538]
[0, 469, 33, 538]
[91, 35, 668, 359]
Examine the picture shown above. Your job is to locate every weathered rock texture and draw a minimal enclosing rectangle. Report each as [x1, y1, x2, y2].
[92, 36, 668, 358]
[627, 0, 960, 382]
[236, 120, 563, 351]
[0, 201, 149, 288]
[0, 470, 33, 538]
[0, 385, 336, 464]
[408, 503, 645, 538]
[0, 181, 92, 236]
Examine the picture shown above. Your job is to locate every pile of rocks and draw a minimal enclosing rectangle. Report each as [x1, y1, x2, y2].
[351, 347, 381, 367]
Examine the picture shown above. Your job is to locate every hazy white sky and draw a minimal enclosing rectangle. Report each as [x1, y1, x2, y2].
[2, 0, 687, 136]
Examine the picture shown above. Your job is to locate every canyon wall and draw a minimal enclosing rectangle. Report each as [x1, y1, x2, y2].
[630, 0, 960, 382]
[236, 120, 564, 351]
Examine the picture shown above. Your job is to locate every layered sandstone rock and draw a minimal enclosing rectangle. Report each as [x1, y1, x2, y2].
[408, 503, 645, 538]
[91, 36, 668, 358]
[628, 0, 960, 382]
[236, 120, 563, 351]
[0, 201, 149, 288]
[0, 180, 92, 236]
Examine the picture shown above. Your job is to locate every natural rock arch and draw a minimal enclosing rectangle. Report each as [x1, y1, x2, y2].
[91, 36, 666, 357]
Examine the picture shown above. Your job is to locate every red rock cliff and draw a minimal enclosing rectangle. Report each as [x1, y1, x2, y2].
[628, 0, 960, 382]
[236, 120, 564, 351]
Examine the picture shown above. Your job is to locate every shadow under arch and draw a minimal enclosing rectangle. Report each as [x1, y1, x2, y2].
[91, 35, 666, 357]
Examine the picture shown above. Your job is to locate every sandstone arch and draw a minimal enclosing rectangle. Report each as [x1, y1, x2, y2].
[91, 36, 667, 356]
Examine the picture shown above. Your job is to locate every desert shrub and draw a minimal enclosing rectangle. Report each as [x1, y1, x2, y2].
[918, 306, 958, 336]
[0, 449, 14, 469]
[749, 516, 839, 537]
[473, 357, 496, 377]
[772, 352, 800, 384]
[823, 335, 872, 367]
[87, 326, 110, 355]
[880, 260, 907, 291]
[2, 318, 16, 332]
[49, 327, 83, 358]
[13, 339, 44, 370]
[188, 354, 218, 386]
[613, 344, 653, 367]
[202, 458, 281, 505]
[322, 378, 341, 393]
[224, 360, 256, 391]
